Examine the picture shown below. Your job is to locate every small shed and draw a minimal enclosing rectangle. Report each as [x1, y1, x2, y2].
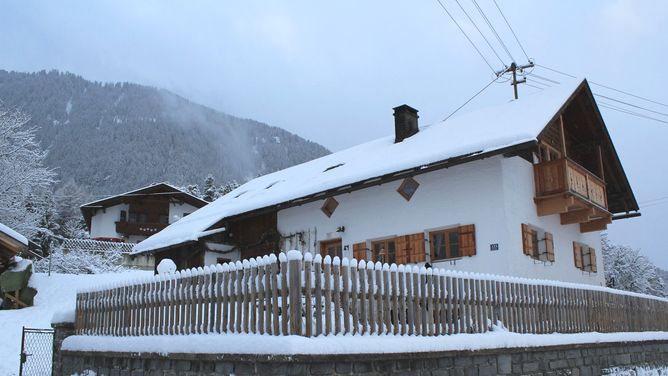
[0, 222, 28, 272]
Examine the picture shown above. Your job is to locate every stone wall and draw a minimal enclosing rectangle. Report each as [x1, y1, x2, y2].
[51, 322, 75, 376]
[55, 340, 668, 376]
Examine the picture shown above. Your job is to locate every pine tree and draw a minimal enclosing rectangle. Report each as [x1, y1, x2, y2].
[203, 174, 217, 202]
[219, 180, 240, 196]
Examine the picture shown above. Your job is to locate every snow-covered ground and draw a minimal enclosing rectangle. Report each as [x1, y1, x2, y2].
[0, 271, 151, 376]
[64, 330, 668, 356]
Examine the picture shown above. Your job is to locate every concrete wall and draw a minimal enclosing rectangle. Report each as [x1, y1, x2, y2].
[56, 340, 668, 376]
[277, 155, 604, 285]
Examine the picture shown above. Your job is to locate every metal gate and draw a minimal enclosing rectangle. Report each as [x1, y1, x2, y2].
[19, 327, 54, 376]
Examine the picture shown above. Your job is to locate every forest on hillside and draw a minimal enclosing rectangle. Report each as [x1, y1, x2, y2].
[0, 70, 329, 196]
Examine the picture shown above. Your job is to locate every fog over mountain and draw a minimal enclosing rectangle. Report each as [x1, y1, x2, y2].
[0, 70, 329, 195]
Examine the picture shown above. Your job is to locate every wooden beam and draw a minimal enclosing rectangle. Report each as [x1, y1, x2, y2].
[580, 217, 612, 233]
[559, 114, 568, 157]
[560, 208, 595, 225]
[597, 145, 605, 182]
[535, 195, 575, 217]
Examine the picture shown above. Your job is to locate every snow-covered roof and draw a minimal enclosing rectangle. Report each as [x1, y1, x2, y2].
[0, 222, 29, 247]
[133, 79, 585, 255]
[80, 182, 207, 209]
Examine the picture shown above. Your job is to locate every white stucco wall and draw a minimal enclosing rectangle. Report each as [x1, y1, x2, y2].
[89, 203, 128, 239]
[169, 202, 200, 224]
[277, 155, 605, 285]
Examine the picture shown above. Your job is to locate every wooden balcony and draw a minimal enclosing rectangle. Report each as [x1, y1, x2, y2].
[115, 222, 167, 237]
[533, 158, 612, 232]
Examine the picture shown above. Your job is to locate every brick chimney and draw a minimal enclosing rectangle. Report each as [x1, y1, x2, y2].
[393, 104, 419, 143]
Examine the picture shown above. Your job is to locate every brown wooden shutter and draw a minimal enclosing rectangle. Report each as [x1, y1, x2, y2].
[545, 232, 555, 262]
[573, 242, 583, 270]
[590, 248, 597, 273]
[409, 233, 426, 263]
[459, 224, 476, 257]
[522, 224, 533, 256]
[395, 235, 409, 265]
[353, 242, 367, 261]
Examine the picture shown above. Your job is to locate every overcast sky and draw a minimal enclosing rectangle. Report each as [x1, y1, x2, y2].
[1, 1, 667, 267]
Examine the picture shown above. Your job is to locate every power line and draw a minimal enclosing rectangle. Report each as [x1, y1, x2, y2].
[535, 63, 668, 109]
[598, 102, 668, 125]
[471, 0, 515, 62]
[529, 73, 561, 85]
[492, 0, 530, 61]
[525, 83, 545, 91]
[594, 94, 668, 118]
[452, 0, 506, 66]
[434, 0, 497, 74]
[442, 76, 500, 122]
[639, 195, 668, 205]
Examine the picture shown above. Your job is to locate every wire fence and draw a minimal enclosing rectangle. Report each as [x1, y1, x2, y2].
[75, 251, 668, 337]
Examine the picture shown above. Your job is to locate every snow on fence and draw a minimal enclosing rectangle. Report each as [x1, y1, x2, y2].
[74, 251, 668, 338]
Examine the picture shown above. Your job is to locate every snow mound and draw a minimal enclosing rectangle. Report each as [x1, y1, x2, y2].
[157, 259, 176, 274]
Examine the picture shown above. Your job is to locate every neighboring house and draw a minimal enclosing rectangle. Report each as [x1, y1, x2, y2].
[132, 79, 638, 285]
[80, 183, 208, 244]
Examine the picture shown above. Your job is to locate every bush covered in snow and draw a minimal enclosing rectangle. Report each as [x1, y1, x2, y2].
[603, 236, 666, 298]
[33, 244, 127, 274]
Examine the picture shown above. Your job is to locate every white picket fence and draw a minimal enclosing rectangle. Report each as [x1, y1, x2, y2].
[75, 250, 668, 337]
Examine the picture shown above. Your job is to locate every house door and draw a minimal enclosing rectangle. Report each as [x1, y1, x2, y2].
[320, 239, 342, 259]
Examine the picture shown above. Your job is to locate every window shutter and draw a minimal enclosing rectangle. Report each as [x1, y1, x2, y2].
[459, 224, 476, 257]
[573, 242, 583, 270]
[409, 233, 426, 263]
[545, 232, 555, 262]
[590, 248, 597, 273]
[395, 235, 409, 265]
[522, 224, 533, 256]
[353, 242, 367, 261]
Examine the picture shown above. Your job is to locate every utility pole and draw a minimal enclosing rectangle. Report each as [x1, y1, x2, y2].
[497, 61, 534, 99]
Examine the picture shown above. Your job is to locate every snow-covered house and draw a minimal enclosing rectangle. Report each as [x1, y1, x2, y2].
[132, 79, 638, 285]
[80, 183, 208, 244]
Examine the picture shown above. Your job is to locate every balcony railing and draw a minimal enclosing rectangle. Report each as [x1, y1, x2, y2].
[534, 158, 607, 210]
[115, 221, 167, 237]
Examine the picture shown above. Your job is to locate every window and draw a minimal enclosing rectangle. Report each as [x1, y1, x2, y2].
[573, 242, 597, 272]
[158, 215, 169, 224]
[119, 210, 127, 222]
[521, 224, 555, 262]
[371, 239, 396, 264]
[320, 197, 339, 218]
[397, 177, 420, 201]
[128, 212, 138, 223]
[429, 225, 476, 261]
[320, 239, 342, 259]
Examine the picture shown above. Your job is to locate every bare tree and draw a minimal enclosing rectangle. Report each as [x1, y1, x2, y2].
[0, 104, 56, 237]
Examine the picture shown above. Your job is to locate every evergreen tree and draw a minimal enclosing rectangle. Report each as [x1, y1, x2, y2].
[203, 174, 217, 202]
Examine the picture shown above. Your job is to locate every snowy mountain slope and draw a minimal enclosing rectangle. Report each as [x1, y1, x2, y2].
[0, 271, 151, 376]
[0, 70, 330, 194]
